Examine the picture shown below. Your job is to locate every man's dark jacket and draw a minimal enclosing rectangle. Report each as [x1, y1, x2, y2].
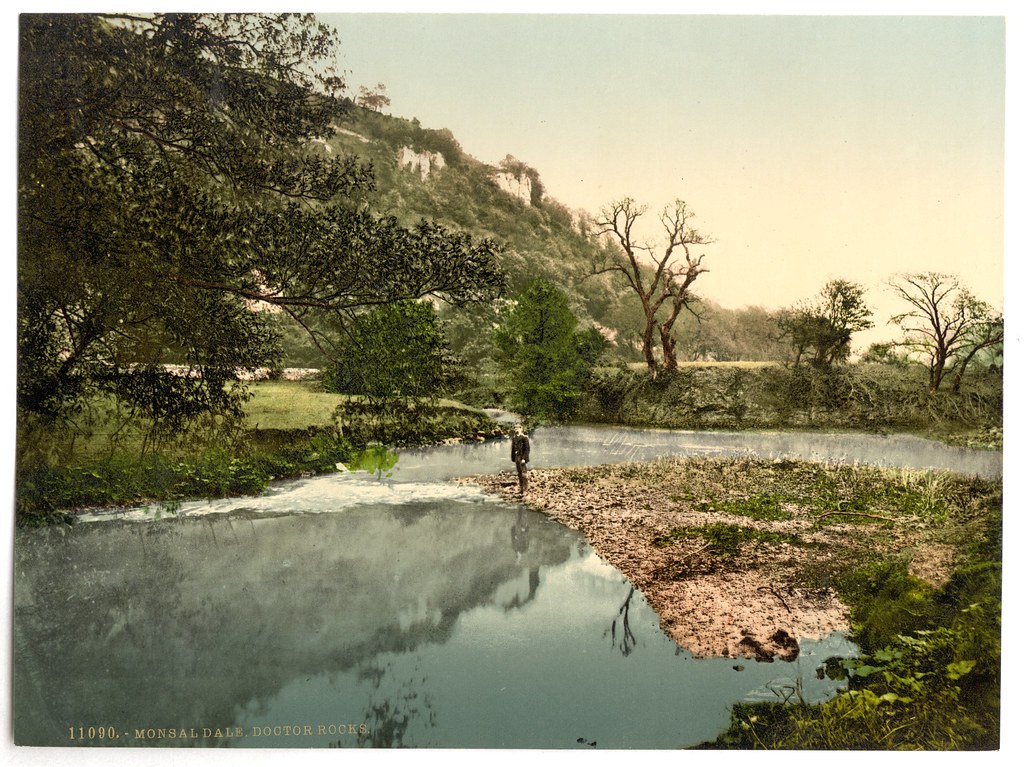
[511, 434, 530, 464]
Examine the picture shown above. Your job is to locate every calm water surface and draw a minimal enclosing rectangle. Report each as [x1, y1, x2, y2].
[15, 426, 998, 748]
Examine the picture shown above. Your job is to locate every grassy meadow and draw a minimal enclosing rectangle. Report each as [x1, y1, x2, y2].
[15, 379, 502, 525]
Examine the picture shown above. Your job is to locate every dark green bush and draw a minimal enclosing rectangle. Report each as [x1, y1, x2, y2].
[836, 559, 942, 653]
[704, 539, 1002, 750]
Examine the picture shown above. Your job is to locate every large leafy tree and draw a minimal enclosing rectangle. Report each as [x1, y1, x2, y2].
[776, 279, 873, 368]
[18, 13, 505, 433]
[494, 279, 606, 420]
[327, 301, 464, 406]
[889, 272, 1003, 393]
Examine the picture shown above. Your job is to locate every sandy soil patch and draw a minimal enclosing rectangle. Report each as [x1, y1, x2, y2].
[908, 543, 958, 588]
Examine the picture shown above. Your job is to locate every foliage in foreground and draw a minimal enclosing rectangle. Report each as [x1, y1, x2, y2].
[701, 505, 1001, 750]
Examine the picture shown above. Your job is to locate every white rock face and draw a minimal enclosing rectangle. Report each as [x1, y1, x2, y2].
[307, 126, 371, 154]
[492, 171, 533, 205]
[307, 136, 333, 153]
[336, 127, 370, 143]
[398, 146, 446, 180]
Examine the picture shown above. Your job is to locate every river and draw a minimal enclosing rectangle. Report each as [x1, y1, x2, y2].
[12, 426, 1000, 749]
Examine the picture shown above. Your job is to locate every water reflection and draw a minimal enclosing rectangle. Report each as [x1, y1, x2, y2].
[353, 660, 433, 748]
[344, 444, 399, 479]
[21, 424, 947, 748]
[14, 501, 858, 748]
[505, 509, 540, 610]
[609, 587, 639, 657]
[14, 503, 573, 746]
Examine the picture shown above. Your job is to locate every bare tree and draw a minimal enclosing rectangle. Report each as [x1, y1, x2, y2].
[889, 272, 1003, 393]
[948, 315, 1003, 393]
[591, 198, 713, 377]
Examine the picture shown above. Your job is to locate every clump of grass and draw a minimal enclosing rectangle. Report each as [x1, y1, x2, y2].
[655, 522, 802, 559]
[835, 559, 942, 652]
[702, 486, 1002, 751]
[796, 464, 953, 527]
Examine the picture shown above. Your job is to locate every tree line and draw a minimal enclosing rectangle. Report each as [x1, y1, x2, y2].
[587, 198, 1002, 396]
[17, 13, 1003, 442]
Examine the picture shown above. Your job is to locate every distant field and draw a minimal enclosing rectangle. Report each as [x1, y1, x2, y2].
[243, 380, 485, 431]
[39, 380, 485, 463]
[243, 380, 345, 430]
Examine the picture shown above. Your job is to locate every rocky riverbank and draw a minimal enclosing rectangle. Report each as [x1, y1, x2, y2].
[459, 456, 981, 661]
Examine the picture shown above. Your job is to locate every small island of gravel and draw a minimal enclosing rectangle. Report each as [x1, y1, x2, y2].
[458, 455, 995, 661]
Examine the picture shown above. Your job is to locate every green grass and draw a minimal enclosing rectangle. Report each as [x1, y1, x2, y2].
[242, 380, 346, 430]
[706, 494, 794, 521]
[243, 380, 487, 430]
[692, 471, 1003, 751]
[17, 381, 346, 465]
[15, 380, 504, 525]
[654, 522, 803, 559]
[704, 561, 1002, 750]
[27, 380, 489, 464]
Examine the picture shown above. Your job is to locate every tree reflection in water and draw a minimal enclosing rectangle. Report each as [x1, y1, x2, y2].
[348, 659, 435, 748]
[608, 586, 638, 657]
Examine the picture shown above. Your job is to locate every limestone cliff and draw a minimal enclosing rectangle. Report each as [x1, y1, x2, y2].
[492, 171, 534, 206]
[398, 145, 447, 180]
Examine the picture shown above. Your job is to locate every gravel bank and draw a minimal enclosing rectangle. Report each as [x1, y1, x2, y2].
[457, 456, 961, 661]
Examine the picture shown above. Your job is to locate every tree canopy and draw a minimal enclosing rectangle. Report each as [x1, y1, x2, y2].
[356, 82, 391, 112]
[889, 272, 1002, 392]
[326, 300, 463, 406]
[776, 279, 873, 368]
[18, 13, 505, 433]
[494, 280, 606, 420]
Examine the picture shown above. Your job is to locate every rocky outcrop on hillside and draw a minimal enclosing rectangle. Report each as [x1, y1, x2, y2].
[309, 126, 369, 154]
[398, 146, 446, 180]
[492, 170, 534, 206]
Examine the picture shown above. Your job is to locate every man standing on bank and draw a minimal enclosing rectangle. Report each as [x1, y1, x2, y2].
[511, 423, 531, 495]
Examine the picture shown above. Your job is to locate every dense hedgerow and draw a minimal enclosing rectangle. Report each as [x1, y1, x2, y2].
[576, 363, 1002, 437]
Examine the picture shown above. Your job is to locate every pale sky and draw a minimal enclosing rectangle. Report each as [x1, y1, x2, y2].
[323, 10, 1008, 330]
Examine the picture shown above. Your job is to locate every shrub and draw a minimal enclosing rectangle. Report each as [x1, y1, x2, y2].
[577, 363, 1001, 433]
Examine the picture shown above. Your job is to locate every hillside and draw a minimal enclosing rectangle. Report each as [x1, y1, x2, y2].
[269, 102, 798, 371]
[273, 104, 645, 366]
